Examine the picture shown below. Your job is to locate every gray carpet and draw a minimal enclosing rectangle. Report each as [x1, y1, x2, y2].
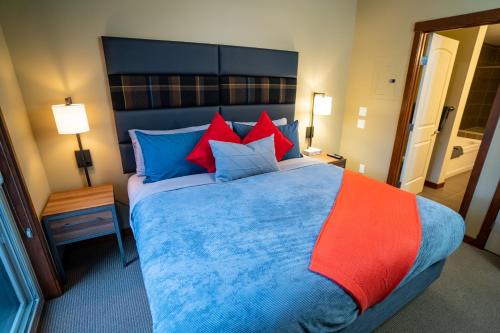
[40, 235, 153, 333]
[377, 244, 500, 333]
[41, 237, 500, 332]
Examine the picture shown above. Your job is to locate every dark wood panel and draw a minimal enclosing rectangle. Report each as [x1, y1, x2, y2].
[0, 109, 62, 298]
[415, 8, 500, 32]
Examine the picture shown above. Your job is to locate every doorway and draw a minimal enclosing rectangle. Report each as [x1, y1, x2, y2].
[387, 8, 500, 249]
[405, 25, 500, 212]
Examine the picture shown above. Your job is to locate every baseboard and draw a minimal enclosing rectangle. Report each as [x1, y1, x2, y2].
[424, 180, 445, 189]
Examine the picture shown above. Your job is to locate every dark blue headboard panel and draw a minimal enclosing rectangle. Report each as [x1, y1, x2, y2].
[102, 37, 219, 74]
[102, 36, 298, 173]
[220, 105, 295, 124]
[219, 45, 298, 77]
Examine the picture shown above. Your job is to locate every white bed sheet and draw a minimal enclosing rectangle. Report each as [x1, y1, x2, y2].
[128, 156, 324, 212]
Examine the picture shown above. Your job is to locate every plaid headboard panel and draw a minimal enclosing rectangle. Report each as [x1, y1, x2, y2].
[109, 74, 219, 110]
[102, 36, 298, 173]
[220, 76, 296, 105]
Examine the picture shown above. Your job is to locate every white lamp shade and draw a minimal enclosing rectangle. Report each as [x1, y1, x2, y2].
[51, 103, 89, 134]
[313, 95, 332, 116]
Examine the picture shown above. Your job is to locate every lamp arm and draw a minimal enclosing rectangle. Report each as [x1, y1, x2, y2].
[75, 133, 92, 187]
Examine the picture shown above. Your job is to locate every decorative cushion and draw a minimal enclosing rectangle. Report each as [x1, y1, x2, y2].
[135, 130, 206, 183]
[186, 113, 241, 172]
[233, 120, 301, 160]
[209, 135, 279, 182]
[241, 112, 293, 161]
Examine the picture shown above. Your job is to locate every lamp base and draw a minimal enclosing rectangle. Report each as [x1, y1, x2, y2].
[74, 149, 92, 168]
[303, 147, 322, 156]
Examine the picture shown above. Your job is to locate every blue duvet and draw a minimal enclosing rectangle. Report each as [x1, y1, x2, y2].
[131, 164, 464, 332]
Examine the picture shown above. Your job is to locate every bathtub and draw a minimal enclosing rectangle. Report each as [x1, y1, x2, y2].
[446, 136, 481, 178]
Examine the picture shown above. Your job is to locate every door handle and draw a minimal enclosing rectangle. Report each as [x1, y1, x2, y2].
[438, 106, 455, 131]
[431, 130, 439, 136]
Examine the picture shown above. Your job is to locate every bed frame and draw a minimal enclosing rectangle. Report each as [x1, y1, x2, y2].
[101, 36, 446, 332]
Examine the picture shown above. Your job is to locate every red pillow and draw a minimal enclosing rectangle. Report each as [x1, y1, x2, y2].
[242, 112, 293, 161]
[186, 113, 241, 172]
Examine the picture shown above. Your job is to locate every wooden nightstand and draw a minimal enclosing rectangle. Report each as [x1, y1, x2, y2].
[309, 152, 347, 168]
[41, 185, 126, 281]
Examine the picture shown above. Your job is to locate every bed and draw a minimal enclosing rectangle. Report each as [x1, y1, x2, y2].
[102, 37, 465, 332]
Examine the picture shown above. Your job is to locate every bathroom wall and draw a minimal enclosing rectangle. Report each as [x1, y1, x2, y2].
[459, 43, 500, 134]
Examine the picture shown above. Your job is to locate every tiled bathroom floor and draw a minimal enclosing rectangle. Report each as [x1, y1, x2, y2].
[420, 171, 471, 212]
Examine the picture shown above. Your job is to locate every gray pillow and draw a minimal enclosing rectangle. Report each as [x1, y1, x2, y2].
[209, 135, 279, 182]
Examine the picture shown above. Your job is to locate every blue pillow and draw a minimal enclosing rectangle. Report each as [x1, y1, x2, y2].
[136, 130, 206, 183]
[232, 120, 302, 160]
[209, 135, 279, 182]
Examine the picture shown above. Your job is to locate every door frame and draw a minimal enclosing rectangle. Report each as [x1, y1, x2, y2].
[0, 109, 62, 299]
[387, 8, 500, 245]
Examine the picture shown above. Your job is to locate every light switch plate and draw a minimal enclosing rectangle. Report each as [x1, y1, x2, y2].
[357, 118, 366, 129]
[359, 107, 368, 117]
[359, 164, 366, 173]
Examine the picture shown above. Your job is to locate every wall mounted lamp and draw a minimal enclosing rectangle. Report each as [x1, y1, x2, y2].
[304, 92, 332, 155]
[52, 97, 93, 187]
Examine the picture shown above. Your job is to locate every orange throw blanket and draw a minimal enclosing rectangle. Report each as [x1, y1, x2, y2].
[309, 170, 421, 313]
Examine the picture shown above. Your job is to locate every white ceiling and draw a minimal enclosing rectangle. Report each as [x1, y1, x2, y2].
[485, 24, 500, 45]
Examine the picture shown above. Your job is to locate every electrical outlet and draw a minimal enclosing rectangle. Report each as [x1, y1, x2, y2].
[357, 118, 366, 129]
[359, 107, 368, 117]
[358, 164, 366, 173]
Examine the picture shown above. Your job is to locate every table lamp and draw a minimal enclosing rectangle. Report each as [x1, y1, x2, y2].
[304, 92, 332, 156]
[52, 97, 93, 187]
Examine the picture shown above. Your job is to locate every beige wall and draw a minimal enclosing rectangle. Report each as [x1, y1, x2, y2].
[340, 0, 500, 181]
[0, 0, 357, 202]
[0, 24, 51, 216]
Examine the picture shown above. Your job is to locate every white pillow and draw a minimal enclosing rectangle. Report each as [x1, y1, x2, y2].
[234, 117, 287, 126]
[129, 122, 233, 175]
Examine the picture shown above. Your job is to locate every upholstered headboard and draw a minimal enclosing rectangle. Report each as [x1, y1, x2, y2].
[101, 36, 298, 173]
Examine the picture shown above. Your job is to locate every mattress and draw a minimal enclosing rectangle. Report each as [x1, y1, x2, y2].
[129, 159, 464, 332]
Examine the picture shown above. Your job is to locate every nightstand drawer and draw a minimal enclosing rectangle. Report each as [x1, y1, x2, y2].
[48, 210, 115, 245]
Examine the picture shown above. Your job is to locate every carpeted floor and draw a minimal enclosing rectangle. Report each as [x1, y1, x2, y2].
[40, 235, 153, 333]
[41, 236, 500, 333]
